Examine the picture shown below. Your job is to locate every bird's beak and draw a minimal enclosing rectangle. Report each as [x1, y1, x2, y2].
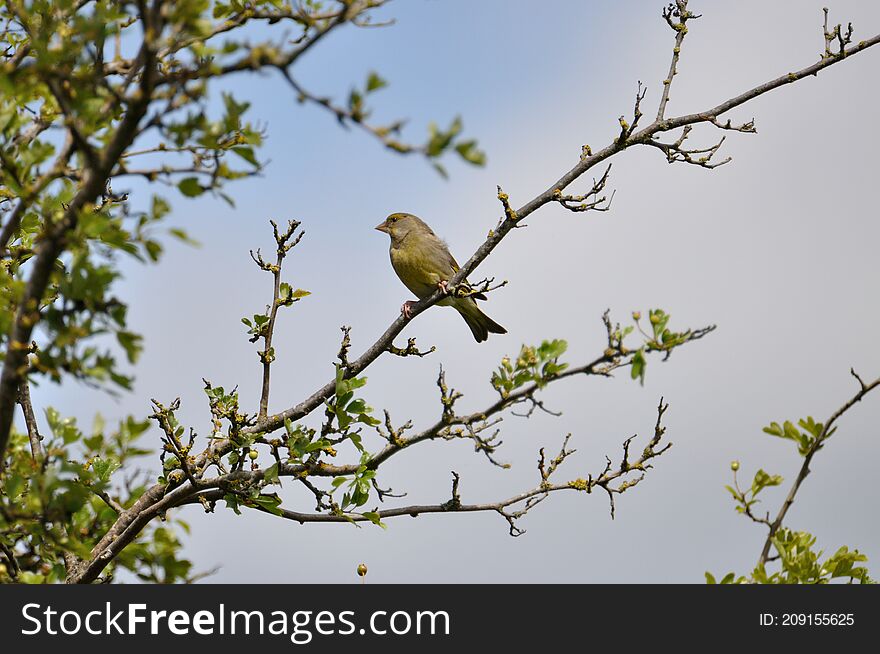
[375, 222, 389, 233]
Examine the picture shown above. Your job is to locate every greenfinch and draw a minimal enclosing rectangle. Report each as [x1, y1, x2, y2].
[376, 213, 506, 342]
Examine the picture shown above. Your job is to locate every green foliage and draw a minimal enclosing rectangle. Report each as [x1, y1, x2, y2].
[709, 530, 872, 585]
[340, 71, 486, 176]
[630, 349, 647, 385]
[491, 339, 568, 398]
[1, 0, 459, 407]
[490, 310, 703, 395]
[0, 412, 195, 583]
[177, 177, 204, 198]
[762, 529, 872, 584]
[423, 116, 486, 177]
[0, 0, 272, 399]
[710, 408, 873, 584]
[242, 313, 271, 343]
[203, 382, 250, 442]
[215, 377, 382, 522]
[629, 309, 697, 386]
[331, 452, 380, 515]
[762, 417, 831, 456]
[119, 524, 195, 584]
[724, 467, 783, 518]
[0, 1, 714, 586]
[284, 421, 332, 463]
[211, 365, 386, 522]
[455, 140, 486, 166]
[327, 366, 381, 432]
[704, 572, 740, 584]
[278, 283, 310, 306]
[426, 116, 464, 158]
[3, 0, 464, 581]
[365, 71, 388, 93]
[223, 488, 283, 518]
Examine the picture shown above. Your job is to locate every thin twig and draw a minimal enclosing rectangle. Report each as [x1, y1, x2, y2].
[255, 219, 304, 420]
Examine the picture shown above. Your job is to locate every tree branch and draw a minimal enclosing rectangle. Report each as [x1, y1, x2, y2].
[158, 3, 355, 86]
[15, 376, 42, 462]
[67, 310, 710, 583]
[757, 371, 880, 567]
[89, 487, 125, 515]
[244, 9, 880, 442]
[42, 1, 878, 584]
[179, 399, 673, 537]
[0, 1, 164, 460]
[0, 134, 76, 256]
[0, 0, 388, 463]
[251, 220, 305, 420]
[0, 541, 19, 581]
[656, 0, 699, 121]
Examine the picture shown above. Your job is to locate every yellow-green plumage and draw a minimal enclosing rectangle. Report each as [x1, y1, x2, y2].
[376, 213, 506, 343]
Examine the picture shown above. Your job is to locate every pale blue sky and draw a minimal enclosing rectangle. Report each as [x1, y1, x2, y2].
[30, 0, 880, 583]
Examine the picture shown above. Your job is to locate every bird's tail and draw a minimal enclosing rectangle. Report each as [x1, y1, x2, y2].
[454, 299, 507, 343]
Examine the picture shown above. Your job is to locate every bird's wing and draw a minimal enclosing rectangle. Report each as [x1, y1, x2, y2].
[411, 228, 489, 302]
[422, 233, 457, 275]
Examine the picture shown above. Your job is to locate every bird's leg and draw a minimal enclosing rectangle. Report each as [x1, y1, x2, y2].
[400, 300, 416, 319]
[438, 280, 450, 295]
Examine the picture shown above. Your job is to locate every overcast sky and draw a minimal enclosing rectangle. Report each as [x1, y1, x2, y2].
[30, 0, 880, 583]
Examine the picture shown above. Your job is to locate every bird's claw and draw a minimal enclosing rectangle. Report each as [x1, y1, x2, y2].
[438, 280, 450, 295]
[400, 300, 415, 320]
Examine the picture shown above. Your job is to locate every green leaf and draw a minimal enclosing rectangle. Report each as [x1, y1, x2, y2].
[5, 473, 26, 500]
[177, 177, 204, 197]
[631, 348, 646, 385]
[263, 462, 279, 484]
[365, 71, 387, 92]
[116, 330, 143, 364]
[147, 195, 170, 221]
[169, 228, 200, 246]
[362, 511, 387, 528]
[347, 399, 368, 414]
[798, 417, 823, 438]
[91, 456, 121, 483]
[304, 440, 330, 453]
[223, 493, 242, 515]
[250, 493, 284, 516]
[232, 146, 259, 167]
[751, 468, 783, 494]
[454, 139, 486, 166]
[348, 89, 364, 120]
[762, 422, 784, 437]
[783, 421, 800, 442]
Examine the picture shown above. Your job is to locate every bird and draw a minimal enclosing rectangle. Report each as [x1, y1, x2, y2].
[375, 212, 507, 343]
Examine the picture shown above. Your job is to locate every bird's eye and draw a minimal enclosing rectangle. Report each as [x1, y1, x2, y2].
[388, 216, 397, 223]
